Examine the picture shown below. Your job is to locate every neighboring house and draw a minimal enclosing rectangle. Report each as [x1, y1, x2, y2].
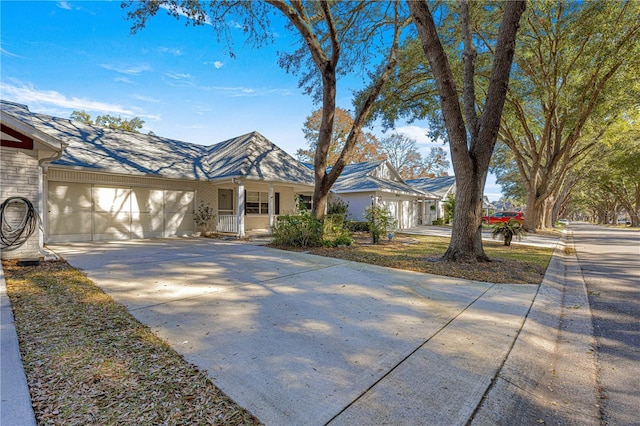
[405, 176, 456, 223]
[1, 100, 314, 257]
[329, 161, 438, 229]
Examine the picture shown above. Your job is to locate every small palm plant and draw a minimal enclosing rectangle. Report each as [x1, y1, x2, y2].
[492, 219, 526, 246]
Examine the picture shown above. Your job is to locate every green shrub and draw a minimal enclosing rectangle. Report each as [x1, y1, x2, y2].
[443, 194, 455, 224]
[272, 212, 323, 247]
[323, 213, 353, 247]
[327, 198, 349, 218]
[432, 218, 445, 226]
[347, 221, 370, 232]
[333, 233, 353, 246]
[365, 205, 396, 244]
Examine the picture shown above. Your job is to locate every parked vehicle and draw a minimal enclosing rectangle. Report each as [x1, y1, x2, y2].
[558, 218, 570, 225]
[482, 211, 525, 224]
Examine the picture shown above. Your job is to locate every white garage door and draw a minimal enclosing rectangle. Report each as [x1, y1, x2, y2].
[48, 182, 194, 243]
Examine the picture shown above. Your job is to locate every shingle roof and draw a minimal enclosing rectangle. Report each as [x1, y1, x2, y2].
[331, 161, 432, 197]
[405, 176, 456, 199]
[1, 101, 314, 186]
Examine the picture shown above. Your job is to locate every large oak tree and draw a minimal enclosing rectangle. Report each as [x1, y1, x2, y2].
[408, 0, 526, 261]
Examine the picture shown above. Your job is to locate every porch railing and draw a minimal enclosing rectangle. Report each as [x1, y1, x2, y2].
[217, 215, 238, 233]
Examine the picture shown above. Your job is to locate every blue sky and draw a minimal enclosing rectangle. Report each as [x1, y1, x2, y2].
[1, 0, 502, 200]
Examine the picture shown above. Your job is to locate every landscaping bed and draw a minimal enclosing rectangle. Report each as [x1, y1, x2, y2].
[274, 233, 554, 284]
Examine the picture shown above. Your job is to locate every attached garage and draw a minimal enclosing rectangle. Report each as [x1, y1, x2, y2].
[47, 181, 194, 243]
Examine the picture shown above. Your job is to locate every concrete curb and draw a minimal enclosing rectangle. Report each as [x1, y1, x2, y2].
[1, 265, 37, 426]
[471, 231, 600, 425]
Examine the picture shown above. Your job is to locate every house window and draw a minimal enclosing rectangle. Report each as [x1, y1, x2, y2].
[297, 195, 312, 211]
[245, 191, 279, 215]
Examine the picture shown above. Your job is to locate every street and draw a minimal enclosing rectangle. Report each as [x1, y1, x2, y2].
[572, 223, 640, 426]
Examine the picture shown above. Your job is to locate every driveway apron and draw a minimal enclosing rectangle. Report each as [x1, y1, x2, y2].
[50, 238, 537, 425]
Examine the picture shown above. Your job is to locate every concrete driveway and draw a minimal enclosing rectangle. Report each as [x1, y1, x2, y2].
[50, 238, 538, 425]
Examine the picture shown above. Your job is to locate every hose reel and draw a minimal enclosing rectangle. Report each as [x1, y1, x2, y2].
[0, 196, 41, 251]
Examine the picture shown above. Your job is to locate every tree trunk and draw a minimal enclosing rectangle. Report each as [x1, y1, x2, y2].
[524, 190, 543, 232]
[409, 0, 525, 262]
[504, 233, 512, 246]
[442, 167, 489, 261]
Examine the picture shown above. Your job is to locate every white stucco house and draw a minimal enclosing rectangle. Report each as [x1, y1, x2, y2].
[406, 176, 456, 223]
[329, 161, 438, 229]
[1, 100, 314, 259]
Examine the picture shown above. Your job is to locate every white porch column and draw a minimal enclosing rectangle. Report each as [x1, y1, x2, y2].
[236, 179, 245, 238]
[268, 184, 275, 233]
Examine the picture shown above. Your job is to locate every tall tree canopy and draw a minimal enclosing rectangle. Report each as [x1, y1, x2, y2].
[496, 0, 640, 230]
[70, 110, 146, 133]
[296, 108, 384, 166]
[125, 0, 410, 219]
[377, 133, 449, 179]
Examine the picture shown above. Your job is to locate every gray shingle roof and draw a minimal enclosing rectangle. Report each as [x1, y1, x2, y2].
[1, 101, 314, 186]
[406, 176, 456, 199]
[332, 161, 432, 197]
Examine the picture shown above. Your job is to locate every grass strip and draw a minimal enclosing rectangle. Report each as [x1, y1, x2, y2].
[3, 260, 261, 426]
[282, 234, 554, 284]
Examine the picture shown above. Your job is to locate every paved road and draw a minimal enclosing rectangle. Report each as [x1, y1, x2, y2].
[572, 223, 640, 426]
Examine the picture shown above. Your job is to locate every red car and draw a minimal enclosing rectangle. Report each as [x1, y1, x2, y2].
[482, 211, 524, 224]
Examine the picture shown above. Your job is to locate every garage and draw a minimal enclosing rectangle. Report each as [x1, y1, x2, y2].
[47, 181, 194, 243]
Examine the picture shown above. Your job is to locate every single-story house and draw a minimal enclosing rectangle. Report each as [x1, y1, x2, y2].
[1, 100, 314, 259]
[1, 100, 459, 261]
[405, 176, 456, 223]
[329, 161, 438, 229]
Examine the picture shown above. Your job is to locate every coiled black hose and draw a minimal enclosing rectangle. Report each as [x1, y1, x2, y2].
[0, 197, 40, 251]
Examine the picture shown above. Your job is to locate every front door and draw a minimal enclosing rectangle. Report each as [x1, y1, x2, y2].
[217, 188, 236, 232]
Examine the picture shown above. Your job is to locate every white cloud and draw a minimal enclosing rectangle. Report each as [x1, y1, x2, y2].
[165, 72, 192, 80]
[100, 63, 150, 75]
[157, 47, 183, 56]
[163, 72, 196, 87]
[1, 44, 25, 58]
[2, 83, 133, 115]
[204, 61, 224, 69]
[395, 125, 433, 144]
[57, 2, 72, 10]
[207, 86, 293, 97]
[133, 94, 160, 103]
[114, 77, 134, 84]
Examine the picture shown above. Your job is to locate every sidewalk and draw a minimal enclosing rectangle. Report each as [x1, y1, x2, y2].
[471, 231, 600, 424]
[0, 266, 37, 426]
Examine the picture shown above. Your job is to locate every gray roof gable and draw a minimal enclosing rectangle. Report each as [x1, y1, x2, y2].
[332, 160, 430, 197]
[202, 132, 314, 184]
[406, 176, 456, 198]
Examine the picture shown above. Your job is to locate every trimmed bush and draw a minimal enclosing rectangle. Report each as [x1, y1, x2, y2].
[272, 213, 323, 247]
[347, 221, 370, 232]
